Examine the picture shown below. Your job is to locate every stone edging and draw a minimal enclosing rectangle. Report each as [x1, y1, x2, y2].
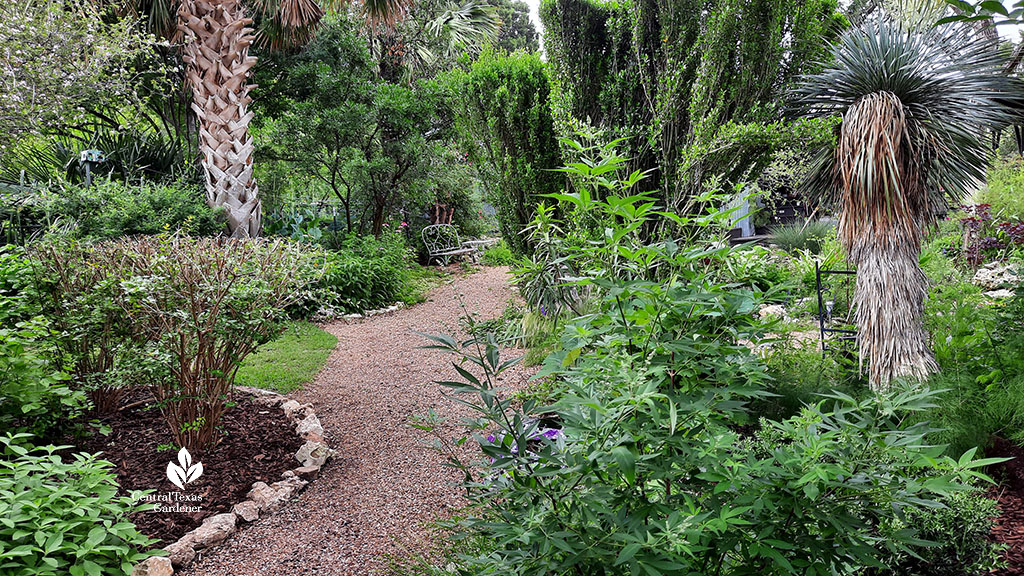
[131, 387, 334, 576]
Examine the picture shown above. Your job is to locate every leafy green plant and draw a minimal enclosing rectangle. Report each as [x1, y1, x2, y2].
[415, 144, 1005, 575]
[25, 239, 135, 413]
[37, 179, 221, 241]
[0, 433, 157, 576]
[481, 240, 514, 266]
[0, 313, 85, 438]
[770, 220, 835, 254]
[977, 157, 1024, 221]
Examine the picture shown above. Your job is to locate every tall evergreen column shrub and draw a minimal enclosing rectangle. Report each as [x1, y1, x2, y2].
[446, 49, 564, 254]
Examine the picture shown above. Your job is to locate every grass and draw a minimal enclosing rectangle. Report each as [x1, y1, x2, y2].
[401, 265, 450, 305]
[235, 321, 337, 393]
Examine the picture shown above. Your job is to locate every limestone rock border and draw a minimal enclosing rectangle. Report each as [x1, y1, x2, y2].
[131, 387, 334, 576]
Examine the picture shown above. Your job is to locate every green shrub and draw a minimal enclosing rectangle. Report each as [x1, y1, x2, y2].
[290, 231, 417, 317]
[25, 239, 135, 413]
[417, 149, 1001, 575]
[445, 48, 564, 255]
[978, 157, 1024, 220]
[39, 179, 222, 240]
[481, 240, 514, 266]
[110, 234, 318, 452]
[301, 250, 406, 316]
[890, 490, 1004, 576]
[0, 434, 157, 576]
[770, 220, 835, 253]
[0, 314, 85, 438]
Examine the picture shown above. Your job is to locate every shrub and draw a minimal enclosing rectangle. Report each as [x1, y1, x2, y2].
[294, 249, 406, 317]
[481, 240, 514, 266]
[112, 234, 319, 452]
[0, 314, 85, 438]
[418, 147, 1002, 575]
[38, 179, 222, 241]
[0, 434, 157, 576]
[770, 220, 834, 254]
[445, 48, 564, 255]
[978, 157, 1024, 221]
[25, 240, 134, 413]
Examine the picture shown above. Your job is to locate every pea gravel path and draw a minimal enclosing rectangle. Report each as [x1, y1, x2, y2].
[183, 266, 531, 576]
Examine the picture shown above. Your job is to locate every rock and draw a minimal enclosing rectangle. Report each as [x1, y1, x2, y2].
[293, 465, 321, 480]
[236, 387, 286, 408]
[232, 500, 260, 523]
[248, 481, 299, 513]
[190, 513, 236, 549]
[758, 304, 787, 320]
[164, 540, 196, 567]
[973, 263, 1018, 289]
[132, 556, 174, 576]
[985, 288, 1016, 299]
[295, 440, 333, 468]
[282, 470, 296, 479]
[296, 413, 324, 442]
[281, 400, 302, 419]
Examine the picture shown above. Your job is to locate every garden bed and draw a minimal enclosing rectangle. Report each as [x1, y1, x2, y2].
[990, 437, 1024, 576]
[70, 393, 303, 546]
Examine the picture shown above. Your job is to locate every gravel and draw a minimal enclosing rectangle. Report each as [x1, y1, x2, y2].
[183, 266, 532, 576]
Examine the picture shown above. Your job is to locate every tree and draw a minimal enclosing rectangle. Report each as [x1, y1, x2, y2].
[539, 0, 846, 212]
[0, 0, 154, 152]
[489, 0, 538, 53]
[256, 16, 463, 236]
[118, 0, 414, 238]
[123, 0, 495, 237]
[446, 48, 564, 254]
[790, 20, 1022, 390]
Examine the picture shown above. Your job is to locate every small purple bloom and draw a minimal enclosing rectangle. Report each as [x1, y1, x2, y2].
[486, 434, 496, 443]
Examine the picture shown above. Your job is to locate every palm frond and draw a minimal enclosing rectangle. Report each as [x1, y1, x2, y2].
[427, 0, 499, 56]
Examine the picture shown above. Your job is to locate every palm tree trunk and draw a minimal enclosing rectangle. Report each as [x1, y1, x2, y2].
[178, 0, 261, 238]
[847, 225, 939, 391]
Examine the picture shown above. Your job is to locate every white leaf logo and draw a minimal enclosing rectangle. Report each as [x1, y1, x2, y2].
[166, 447, 203, 490]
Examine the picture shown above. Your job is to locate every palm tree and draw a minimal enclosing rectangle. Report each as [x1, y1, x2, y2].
[790, 20, 1021, 391]
[125, 0, 494, 237]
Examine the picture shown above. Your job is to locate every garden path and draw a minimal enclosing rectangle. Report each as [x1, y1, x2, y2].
[183, 266, 531, 576]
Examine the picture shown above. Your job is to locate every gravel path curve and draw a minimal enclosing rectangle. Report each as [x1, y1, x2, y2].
[183, 266, 529, 576]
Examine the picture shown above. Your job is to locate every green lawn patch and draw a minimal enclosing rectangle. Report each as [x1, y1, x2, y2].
[234, 321, 337, 393]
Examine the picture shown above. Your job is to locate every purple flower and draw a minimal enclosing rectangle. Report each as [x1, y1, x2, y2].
[486, 434, 496, 443]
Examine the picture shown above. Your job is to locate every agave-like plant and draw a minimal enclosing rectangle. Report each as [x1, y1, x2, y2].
[790, 20, 1022, 391]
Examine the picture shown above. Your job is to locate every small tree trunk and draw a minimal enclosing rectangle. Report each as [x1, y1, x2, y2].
[848, 233, 938, 391]
[178, 0, 261, 238]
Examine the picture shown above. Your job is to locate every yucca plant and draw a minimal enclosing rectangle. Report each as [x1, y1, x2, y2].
[790, 20, 1022, 391]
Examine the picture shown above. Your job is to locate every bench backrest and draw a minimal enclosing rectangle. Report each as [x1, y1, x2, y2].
[421, 224, 462, 254]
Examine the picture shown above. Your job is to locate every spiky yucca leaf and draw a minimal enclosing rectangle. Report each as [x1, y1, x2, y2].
[790, 20, 1023, 390]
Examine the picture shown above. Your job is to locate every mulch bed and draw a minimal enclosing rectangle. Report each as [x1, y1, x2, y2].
[989, 436, 1024, 575]
[70, 392, 302, 546]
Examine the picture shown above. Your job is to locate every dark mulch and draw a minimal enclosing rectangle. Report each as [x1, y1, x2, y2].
[989, 436, 1024, 575]
[71, 392, 303, 546]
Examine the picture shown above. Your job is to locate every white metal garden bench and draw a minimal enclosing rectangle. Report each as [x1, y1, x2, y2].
[422, 224, 476, 265]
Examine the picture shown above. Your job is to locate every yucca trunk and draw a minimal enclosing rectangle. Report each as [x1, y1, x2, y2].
[178, 0, 261, 238]
[837, 92, 939, 391]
